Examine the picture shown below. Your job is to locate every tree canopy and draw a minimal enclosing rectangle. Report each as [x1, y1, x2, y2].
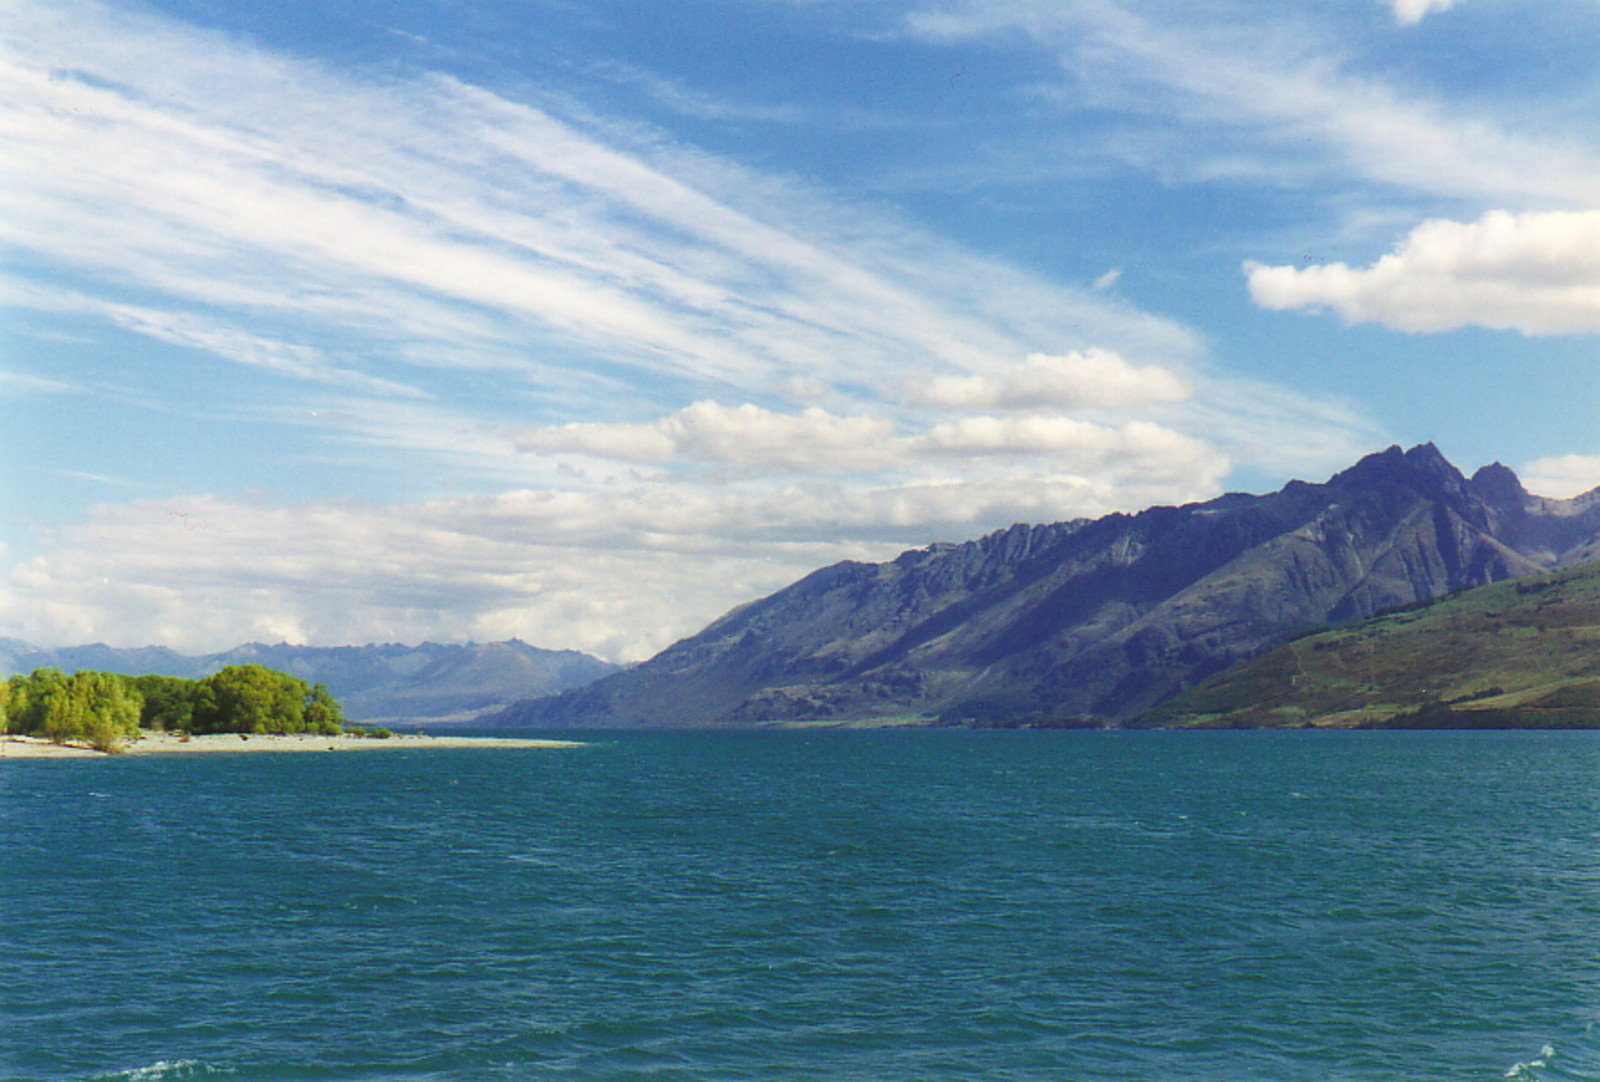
[2, 665, 347, 750]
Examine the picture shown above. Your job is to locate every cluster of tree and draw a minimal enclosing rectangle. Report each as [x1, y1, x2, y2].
[2, 665, 346, 751]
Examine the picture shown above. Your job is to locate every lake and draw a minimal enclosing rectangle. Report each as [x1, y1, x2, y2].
[4, 730, 1598, 1081]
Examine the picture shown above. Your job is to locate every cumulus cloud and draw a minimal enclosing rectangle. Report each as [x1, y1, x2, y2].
[1391, 0, 1460, 25]
[517, 420, 679, 466]
[516, 397, 1227, 484]
[519, 401, 900, 474]
[910, 349, 1192, 411]
[1245, 210, 1600, 335]
[1521, 454, 1600, 499]
[918, 416, 1215, 463]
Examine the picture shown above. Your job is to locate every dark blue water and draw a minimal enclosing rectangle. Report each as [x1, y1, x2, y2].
[4, 731, 1599, 1081]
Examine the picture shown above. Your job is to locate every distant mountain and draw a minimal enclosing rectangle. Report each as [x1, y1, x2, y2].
[0, 639, 619, 722]
[1142, 559, 1600, 729]
[493, 444, 1600, 729]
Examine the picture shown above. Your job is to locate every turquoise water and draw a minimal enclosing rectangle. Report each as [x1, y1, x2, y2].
[4, 730, 1599, 1081]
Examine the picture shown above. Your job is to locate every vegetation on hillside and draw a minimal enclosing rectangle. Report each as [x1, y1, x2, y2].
[1142, 560, 1600, 730]
[2, 665, 347, 751]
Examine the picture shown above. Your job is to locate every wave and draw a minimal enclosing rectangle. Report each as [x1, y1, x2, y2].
[1505, 1024, 1600, 1081]
[89, 1061, 234, 1082]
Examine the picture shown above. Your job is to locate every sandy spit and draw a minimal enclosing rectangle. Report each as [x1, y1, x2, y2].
[0, 731, 586, 759]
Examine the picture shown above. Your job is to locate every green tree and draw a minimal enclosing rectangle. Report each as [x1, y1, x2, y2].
[21, 670, 141, 750]
[303, 683, 345, 735]
[131, 674, 202, 732]
[6, 668, 68, 736]
[71, 671, 142, 751]
[6, 665, 346, 742]
[196, 665, 329, 734]
[37, 684, 84, 744]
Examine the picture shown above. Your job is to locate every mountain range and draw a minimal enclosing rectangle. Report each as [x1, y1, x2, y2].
[0, 639, 618, 723]
[494, 444, 1600, 729]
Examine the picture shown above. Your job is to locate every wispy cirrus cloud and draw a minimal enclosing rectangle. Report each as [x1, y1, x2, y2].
[901, 0, 1600, 208]
[0, 0, 1199, 414]
[0, 369, 78, 395]
[3, 278, 429, 397]
[0, 2, 1366, 455]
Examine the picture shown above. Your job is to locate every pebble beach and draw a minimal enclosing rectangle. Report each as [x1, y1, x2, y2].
[0, 731, 584, 758]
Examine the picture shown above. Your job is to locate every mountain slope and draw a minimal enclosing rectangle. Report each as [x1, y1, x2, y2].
[495, 444, 1600, 728]
[0, 640, 619, 722]
[1142, 560, 1600, 729]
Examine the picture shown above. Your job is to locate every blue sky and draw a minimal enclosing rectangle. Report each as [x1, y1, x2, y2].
[3, 0, 1598, 659]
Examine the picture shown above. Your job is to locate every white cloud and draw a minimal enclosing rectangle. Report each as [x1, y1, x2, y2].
[662, 403, 898, 473]
[0, 368, 77, 395]
[1245, 210, 1600, 334]
[918, 416, 1214, 463]
[911, 349, 1192, 411]
[519, 401, 900, 474]
[1522, 454, 1600, 499]
[517, 397, 1223, 480]
[588, 59, 815, 126]
[518, 420, 679, 466]
[44, 289, 430, 397]
[1391, 0, 1461, 25]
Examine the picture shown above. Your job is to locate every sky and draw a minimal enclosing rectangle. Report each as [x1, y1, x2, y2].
[2, 0, 1598, 661]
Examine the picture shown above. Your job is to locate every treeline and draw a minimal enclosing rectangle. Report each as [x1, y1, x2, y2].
[2, 665, 346, 751]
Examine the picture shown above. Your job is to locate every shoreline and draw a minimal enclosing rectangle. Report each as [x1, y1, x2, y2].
[0, 731, 586, 759]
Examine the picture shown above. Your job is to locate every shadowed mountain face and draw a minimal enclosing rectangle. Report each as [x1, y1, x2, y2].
[495, 444, 1600, 728]
[0, 640, 618, 722]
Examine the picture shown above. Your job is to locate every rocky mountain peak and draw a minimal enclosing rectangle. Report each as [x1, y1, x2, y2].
[1469, 461, 1529, 507]
[1329, 442, 1465, 495]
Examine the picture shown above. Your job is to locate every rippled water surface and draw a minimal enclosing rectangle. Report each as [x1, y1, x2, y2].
[4, 730, 1599, 1081]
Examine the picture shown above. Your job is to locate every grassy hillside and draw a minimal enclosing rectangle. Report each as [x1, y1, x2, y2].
[1143, 560, 1600, 729]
